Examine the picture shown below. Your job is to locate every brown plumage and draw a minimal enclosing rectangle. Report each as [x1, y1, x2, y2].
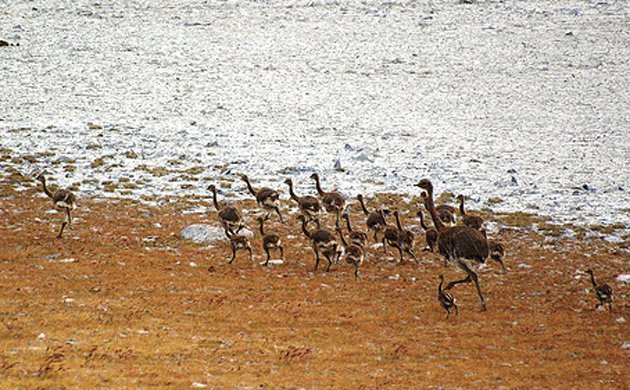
[241, 174, 284, 223]
[208, 184, 244, 235]
[416, 179, 489, 311]
[310, 173, 346, 227]
[284, 178, 322, 226]
[438, 274, 459, 318]
[457, 194, 484, 230]
[417, 208, 438, 253]
[336, 226, 365, 279]
[223, 227, 253, 264]
[297, 215, 339, 272]
[436, 204, 456, 225]
[357, 194, 387, 242]
[256, 216, 284, 266]
[37, 175, 77, 238]
[341, 213, 368, 248]
[585, 269, 613, 312]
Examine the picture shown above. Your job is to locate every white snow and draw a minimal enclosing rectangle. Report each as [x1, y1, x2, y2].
[0, 1, 628, 238]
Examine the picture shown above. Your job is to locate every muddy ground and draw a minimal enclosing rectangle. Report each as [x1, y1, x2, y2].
[0, 182, 628, 388]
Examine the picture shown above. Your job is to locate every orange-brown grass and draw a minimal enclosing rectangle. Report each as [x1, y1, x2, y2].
[0, 183, 628, 388]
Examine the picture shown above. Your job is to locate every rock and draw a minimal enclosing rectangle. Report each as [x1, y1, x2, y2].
[616, 274, 630, 284]
[180, 224, 228, 244]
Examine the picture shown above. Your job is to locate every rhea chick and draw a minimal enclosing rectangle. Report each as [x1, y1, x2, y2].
[438, 274, 459, 318]
[37, 175, 77, 238]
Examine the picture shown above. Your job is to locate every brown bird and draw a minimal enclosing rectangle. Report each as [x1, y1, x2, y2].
[207, 184, 244, 235]
[585, 269, 613, 312]
[37, 175, 77, 238]
[438, 274, 459, 318]
[457, 194, 484, 230]
[341, 213, 368, 248]
[297, 215, 339, 272]
[417, 208, 438, 253]
[223, 226, 253, 264]
[310, 173, 346, 227]
[357, 194, 387, 242]
[416, 179, 489, 311]
[256, 216, 284, 266]
[335, 226, 365, 279]
[436, 204, 456, 225]
[392, 210, 418, 263]
[241, 174, 284, 223]
[284, 178, 322, 226]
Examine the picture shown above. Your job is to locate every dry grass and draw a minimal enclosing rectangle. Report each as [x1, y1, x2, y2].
[0, 183, 628, 388]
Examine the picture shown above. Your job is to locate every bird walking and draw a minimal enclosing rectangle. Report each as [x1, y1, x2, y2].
[585, 269, 613, 312]
[37, 175, 77, 238]
[438, 274, 459, 318]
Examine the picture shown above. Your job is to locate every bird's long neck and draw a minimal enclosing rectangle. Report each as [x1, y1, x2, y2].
[357, 196, 370, 216]
[589, 273, 597, 288]
[438, 278, 444, 294]
[418, 211, 429, 231]
[313, 175, 325, 196]
[40, 178, 54, 199]
[243, 177, 257, 197]
[287, 182, 300, 202]
[258, 220, 265, 236]
[344, 216, 354, 233]
[337, 229, 349, 247]
[424, 189, 445, 231]
[211, 189, 221, 211]
[459, 196, 466, 216]
[299, 218, 311, 238]
[394, 212, 403, 231]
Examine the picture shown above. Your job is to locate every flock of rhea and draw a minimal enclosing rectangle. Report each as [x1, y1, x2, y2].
[35, 173, 614, 316]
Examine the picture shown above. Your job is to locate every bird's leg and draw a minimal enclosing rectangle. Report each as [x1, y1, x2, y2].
[445, 308, 450, 319]
[608, 302, 613, 313]
[264, 248, 271, 266]
[468, 268, 486, 312]
[454, 304, 459, 316]
[66, 208, 73, 228]
[373, 230, 378, 243]
[397, 246, 404, 262]
[228, 245, 237, 264]
[247, 247, 253, 262]
[354, 264, 360, 279]
[313, 250, 320, 271]
[445, 274, 472, 291]
[325, 254, 332, 272]
[57, 222, 67, 238]
[274, 207, 285, 224]
[407, 248, 418, 263]
[279, 245, 285, 260]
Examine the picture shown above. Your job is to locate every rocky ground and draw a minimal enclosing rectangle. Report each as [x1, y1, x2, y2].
[1, 181, 628, 388]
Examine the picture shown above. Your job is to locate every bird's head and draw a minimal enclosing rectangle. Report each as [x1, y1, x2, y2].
[415, 179, 433, 193]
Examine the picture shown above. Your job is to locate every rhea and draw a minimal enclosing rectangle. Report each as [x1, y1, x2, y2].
[335, 226, 365, 279]
[208, 184, 244, 235]
[357, 194, 387, 242]
[297, 215, 339, 272]
[284, 178, 322, 226]
[416, 179, 489, 311]
[438, 274, 459, 318]
[392, 210, 418, 263]
[223, 227, 253, 264]
[341, 213, 368, 248]
[37, 175, 77, 238]
[457, 194, 484, 230]
[585, 269, 613, 312]
[256, 216, 284, 266]
[417, 209, 438, 253]
[241, 174, 284, 223]
[310, 173, 346, 227]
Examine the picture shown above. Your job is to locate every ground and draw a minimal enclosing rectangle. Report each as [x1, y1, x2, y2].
[0, 183, 628, 389]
